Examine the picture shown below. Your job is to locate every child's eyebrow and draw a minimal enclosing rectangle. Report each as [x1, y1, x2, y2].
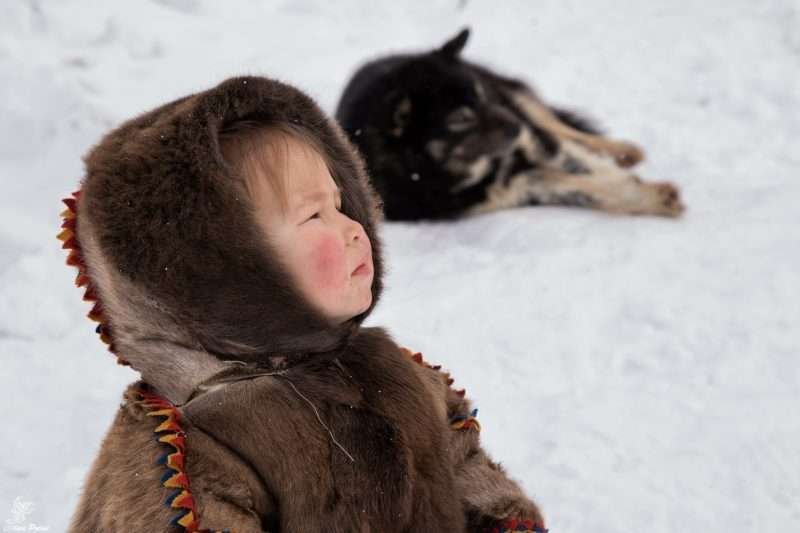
[300, 187, 342, 206]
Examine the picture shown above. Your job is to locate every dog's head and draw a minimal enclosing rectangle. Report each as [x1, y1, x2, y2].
[383, 29, 523, 182]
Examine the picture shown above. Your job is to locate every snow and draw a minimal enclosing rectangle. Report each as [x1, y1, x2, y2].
[1, 1, 798, 531]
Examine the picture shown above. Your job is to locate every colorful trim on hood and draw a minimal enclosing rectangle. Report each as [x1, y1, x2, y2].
[58, 190, 129, 367]
[60, 191, 223, 530]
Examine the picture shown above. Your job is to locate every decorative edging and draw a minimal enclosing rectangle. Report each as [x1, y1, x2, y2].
[135, 385, 229, 533]
[58, 190, 129, 367]
[402, 347, 480, 432]
[487, 518, 549, 533]
[59, 191, 219, 531]
[449, 407, 481, 432]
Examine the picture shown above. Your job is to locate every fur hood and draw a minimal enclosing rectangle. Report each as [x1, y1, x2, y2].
[71, 76, 384, 405]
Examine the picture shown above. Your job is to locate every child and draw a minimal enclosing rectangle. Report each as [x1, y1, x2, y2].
[61, 76, 546, 532]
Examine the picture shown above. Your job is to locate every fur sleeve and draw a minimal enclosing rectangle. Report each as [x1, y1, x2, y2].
[403, 349, 546, 532]
[445, 385, 547, 532]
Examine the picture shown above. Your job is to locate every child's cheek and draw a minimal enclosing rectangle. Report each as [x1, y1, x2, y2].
[309, 235, 346, 291]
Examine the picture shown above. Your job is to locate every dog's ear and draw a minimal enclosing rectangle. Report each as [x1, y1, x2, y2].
[439, 28, 470, 59]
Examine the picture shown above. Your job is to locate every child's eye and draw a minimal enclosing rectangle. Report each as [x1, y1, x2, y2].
[303, 201, 341, 223]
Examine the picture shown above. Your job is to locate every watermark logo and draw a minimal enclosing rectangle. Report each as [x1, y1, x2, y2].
[3, 498, 49, 532]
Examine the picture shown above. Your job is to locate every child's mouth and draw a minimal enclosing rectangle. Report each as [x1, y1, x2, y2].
[351, 261, 372, 277]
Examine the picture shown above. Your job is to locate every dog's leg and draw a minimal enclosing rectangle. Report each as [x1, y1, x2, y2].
[467, 138, 683, 217]
[468, 169, 683, 217]
[469, 137, 684, 217]
[508, 90, 645, 167]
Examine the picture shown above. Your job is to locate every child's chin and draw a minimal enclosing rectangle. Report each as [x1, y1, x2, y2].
[329, 290, 372, 324]
[351, 295, 373, 320]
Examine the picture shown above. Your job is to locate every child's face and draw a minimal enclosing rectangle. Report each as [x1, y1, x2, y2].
[249, 136, 374, 324]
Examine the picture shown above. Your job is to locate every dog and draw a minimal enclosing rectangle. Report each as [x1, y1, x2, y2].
[335, 28, 684, 220]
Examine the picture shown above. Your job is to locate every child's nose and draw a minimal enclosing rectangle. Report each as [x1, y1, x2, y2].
[342, 215, 365, 244]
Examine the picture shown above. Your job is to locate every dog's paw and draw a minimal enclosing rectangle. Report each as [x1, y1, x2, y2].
[615, 180, 685, 218]
[651, 182, 685, 217]
[613, 142, 645, 167]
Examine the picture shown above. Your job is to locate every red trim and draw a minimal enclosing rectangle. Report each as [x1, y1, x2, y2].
[58, 190, 129, 366]
[135, 385, 203, 532]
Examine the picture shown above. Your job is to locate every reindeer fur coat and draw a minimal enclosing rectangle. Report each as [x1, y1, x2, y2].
[64, 76, 545, 533]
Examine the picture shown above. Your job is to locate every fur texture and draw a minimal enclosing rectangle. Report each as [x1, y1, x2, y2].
[336, 28, 684, 220]
[67, 76, 543, 532]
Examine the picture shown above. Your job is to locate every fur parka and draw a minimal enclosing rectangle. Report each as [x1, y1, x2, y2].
[64, 76, 544, 532]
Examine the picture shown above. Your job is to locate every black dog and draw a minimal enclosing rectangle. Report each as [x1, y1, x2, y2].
[336, 29, 683, 220]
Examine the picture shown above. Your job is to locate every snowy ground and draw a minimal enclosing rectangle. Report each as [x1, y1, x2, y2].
[1, 1, 798, 531]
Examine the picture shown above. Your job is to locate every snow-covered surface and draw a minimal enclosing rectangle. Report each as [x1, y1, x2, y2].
[1, 1, 798, 531]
